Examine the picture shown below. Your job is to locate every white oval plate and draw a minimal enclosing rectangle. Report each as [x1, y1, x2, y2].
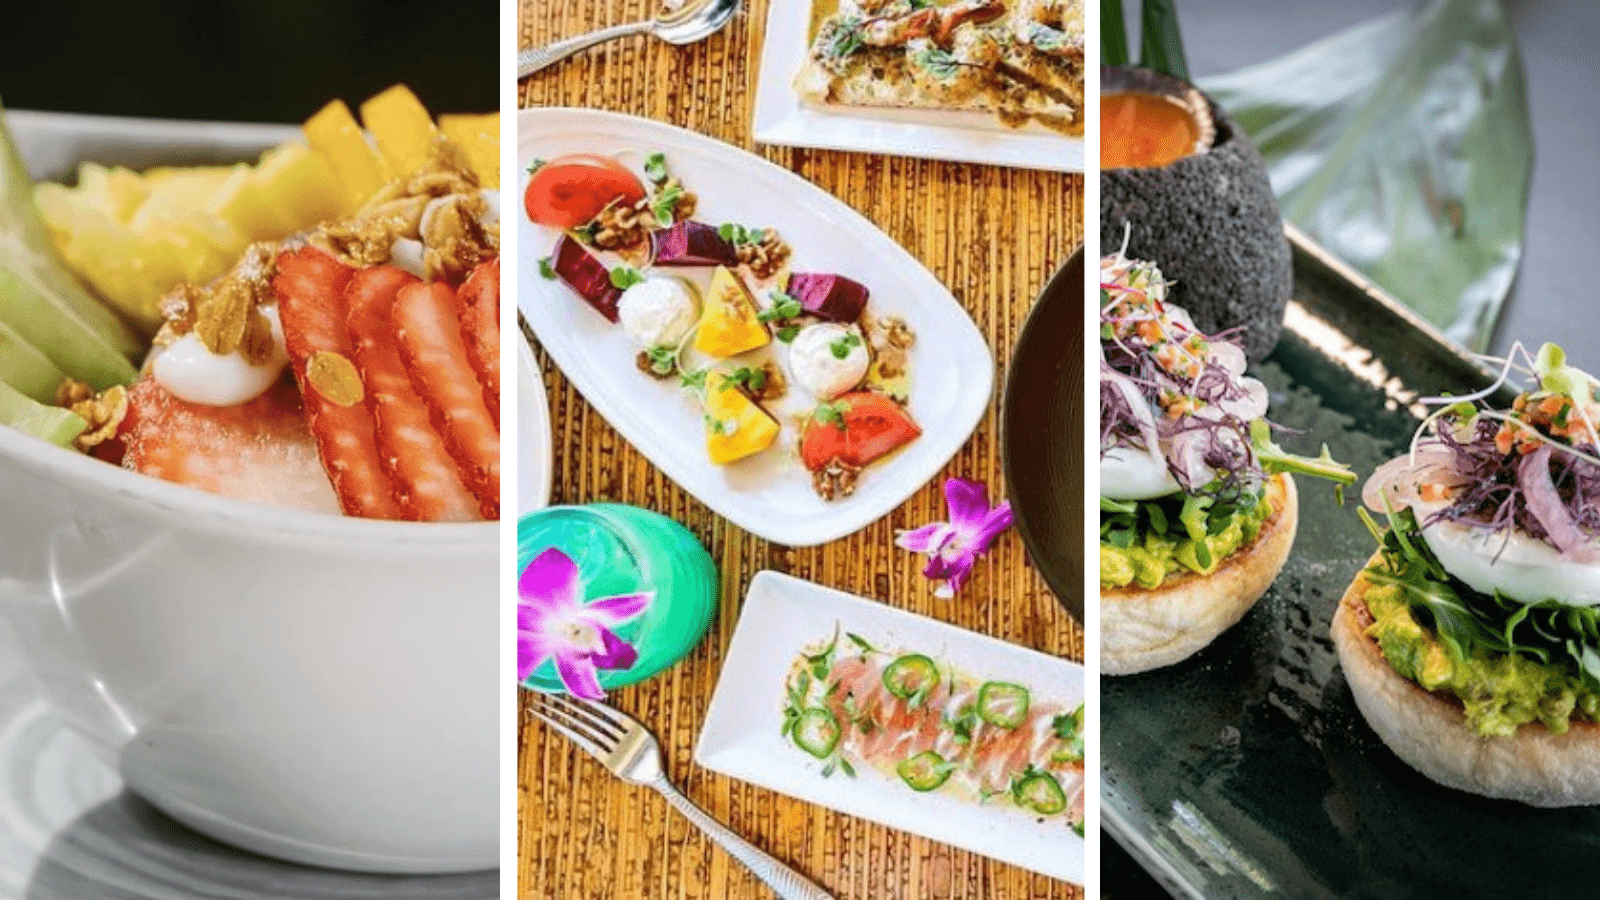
[695, 571, 1085, 885]
[517, 334, 551, 514]
[517, 108, 994, 547]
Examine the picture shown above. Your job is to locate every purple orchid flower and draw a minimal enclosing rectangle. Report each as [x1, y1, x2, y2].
[518, 547, 653, 700]
[896, 477, 1014, 597]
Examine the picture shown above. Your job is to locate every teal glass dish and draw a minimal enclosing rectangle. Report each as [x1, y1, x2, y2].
[517, 503, 717, 693]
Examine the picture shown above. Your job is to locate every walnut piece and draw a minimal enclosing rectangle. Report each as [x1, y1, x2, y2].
[736, 230, 793, 280]
[812, 458, 863, 501]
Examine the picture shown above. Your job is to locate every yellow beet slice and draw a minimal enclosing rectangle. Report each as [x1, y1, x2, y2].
[360, 84, 437, 177]
[302, 99, 389, 213]
[438, 112, 499, 188]
[704, 370, 780, 464]
[694, 266, 770, 358]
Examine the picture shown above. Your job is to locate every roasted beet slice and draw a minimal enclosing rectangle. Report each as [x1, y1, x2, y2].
[787, 273, 870, 323]
[551, 234, 621, 322]
[651, 221, 739, 267]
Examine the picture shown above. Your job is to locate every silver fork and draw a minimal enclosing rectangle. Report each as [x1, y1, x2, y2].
[529, 692, 834, 900]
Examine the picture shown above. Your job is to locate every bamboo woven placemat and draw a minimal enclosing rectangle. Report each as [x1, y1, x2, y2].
[518, 2, 1085, 897]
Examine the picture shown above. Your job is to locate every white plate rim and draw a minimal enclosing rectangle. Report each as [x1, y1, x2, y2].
[517, 336, 552, 513]
[516, 107, 995, 547]
[751, 1, 1085, 173]
[693, 570, 1085, 885]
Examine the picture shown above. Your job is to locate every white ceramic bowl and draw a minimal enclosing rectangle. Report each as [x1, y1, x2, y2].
[0, 405, 498, 873]
[0, 111, 497, 874]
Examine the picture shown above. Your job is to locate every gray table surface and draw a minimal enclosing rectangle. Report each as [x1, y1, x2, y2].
[1138, 0, 1600, 375]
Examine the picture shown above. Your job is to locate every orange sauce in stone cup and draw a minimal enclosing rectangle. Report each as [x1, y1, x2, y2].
[1101, 92, 1203, 169]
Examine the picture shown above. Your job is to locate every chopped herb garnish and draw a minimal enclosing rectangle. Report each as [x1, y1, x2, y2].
[527, 158, 547, 175]
[643, 152, 668, 184]
[829, 331, 862, 359]
[537, 256, 556, 280]
[650, 182, 684, 227]
[609, 266, 646, 290]
[645, 345, 678, 375]
[813, 400, 852, 428]
[722, 366, 769, 394]
[757, 292, 803, 324]
[776, 324, 801, 344]
[679, 367, 709, 392]
[914, 47, 963, 82]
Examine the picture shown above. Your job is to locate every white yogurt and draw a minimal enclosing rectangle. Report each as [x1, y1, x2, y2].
[789, 323, 870, 399]
[618, 277, 699, 348]
[152, 305, 289, 406]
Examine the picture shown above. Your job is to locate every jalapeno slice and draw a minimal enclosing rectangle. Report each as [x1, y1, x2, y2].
[882, 654, 940, 705]
[1012, 770, 1068, 816]
[976, 681, 1031, 729]
[896, 750, 956, 792]
[793, 708, 841, 760]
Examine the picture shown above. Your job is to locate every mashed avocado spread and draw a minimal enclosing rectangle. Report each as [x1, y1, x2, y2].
[1363, 580, 1600, 736]
[1100, 490, 1273, 589]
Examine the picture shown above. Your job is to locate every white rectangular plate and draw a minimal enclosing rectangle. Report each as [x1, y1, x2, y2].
[694, 571, 1085, 885]
[518, 108, 994, 547]
[753, 2, 1085, 173]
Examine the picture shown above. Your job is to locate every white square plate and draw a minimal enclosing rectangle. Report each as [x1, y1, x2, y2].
[694, 571, 1085, 885]
[517, 107, 994, 547]
[753, 1, 1085, 172]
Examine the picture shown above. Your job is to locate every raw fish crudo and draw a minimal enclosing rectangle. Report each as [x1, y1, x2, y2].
[1099, 248, 1353, 674]
[780, 626, 1086, 834]
[1333, 342, 1600, 806]
[1, 87, 500, 521]
[531, 149, 921, 501]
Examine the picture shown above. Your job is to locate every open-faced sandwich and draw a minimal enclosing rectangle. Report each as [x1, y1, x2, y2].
[531, 150, 921, 501]
[795, 0, 1085, 135]
[1099, 250, 1352, 674]
[2, 87, 500, 521]
[1333, 343, 1600, 805]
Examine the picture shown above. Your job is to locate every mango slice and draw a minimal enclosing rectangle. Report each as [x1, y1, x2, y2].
[694, 266, 770, 358]
[302, 99, 388, 213]
[360, 84, 437, 177]
[438, 112, 499, 188]
[704, 370, 779, 464]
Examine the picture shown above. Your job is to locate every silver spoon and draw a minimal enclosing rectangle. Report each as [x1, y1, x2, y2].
[518, 0, 741, 78]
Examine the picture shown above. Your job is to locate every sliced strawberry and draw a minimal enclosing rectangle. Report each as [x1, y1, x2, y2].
[345, 265, 481, 522]
[121, 376, 339, 514]
[458, 257, 500, 420]
[800, 392, 922, 471]
[394, 280, 500, 519]
[273, 246, 403, 520]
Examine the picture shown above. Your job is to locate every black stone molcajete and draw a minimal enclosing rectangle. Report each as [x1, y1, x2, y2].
[1101, 66, 1291, 362]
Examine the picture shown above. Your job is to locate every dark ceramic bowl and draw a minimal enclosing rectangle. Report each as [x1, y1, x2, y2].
[1101, 65, 1292, 362]
[1001, 248, 1084, 622]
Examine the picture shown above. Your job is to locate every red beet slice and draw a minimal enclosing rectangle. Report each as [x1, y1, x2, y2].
[650, 221, 739, 267]
[787, 273, 870, 323]
[551, 234, 621, 322]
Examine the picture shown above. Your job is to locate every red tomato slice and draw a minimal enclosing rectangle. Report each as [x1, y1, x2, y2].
[524, 154, 646, 229]
[801, 392, 922, 471]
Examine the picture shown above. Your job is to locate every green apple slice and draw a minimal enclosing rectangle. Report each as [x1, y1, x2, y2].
[0, 378, 86, 447]
[0, 101, 140, 390]
[0, 316, 66, 402]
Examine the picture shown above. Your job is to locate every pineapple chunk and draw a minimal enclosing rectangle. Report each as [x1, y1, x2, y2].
[75, 163, 148, 220]
[360, 84, 437, 177]
[694, 266, 771, 358]
[438, 112, 499, 188]
[252, 143, 345, 230]
[208, 163, 294, 242]
[704, 370, 780, 464]
[302, 99, 389, 213]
